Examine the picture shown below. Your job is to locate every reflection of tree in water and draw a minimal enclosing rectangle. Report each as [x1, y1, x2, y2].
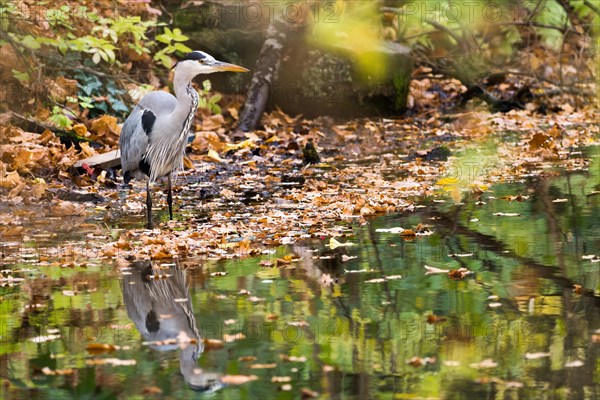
[121, 260, 222, 392]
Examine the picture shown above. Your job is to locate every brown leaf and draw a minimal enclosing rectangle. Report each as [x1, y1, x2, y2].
[49, 200, 86, 217]
[203, 338, 224, 350]
[301, 388, 319, 398]
[448, 268, 472, 280]
[8, 182, 27, 198]
[426, 314, 448, 324]
[0, 171, 22, 188]
[528, 132, 552, 150]
[86, 343, 117, 355]
[30, 181, 47, 199]
[202, 114, 225, 131]
[142, 386, 162, 394]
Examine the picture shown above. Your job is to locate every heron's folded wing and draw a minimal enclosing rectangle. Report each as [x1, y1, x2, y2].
[119, 106, 148, 173]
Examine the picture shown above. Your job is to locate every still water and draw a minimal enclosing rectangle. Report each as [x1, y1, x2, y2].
[1, 154, 599, 399]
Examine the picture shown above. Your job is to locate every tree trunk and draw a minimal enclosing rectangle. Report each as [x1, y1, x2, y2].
[238, 18, 291, 132]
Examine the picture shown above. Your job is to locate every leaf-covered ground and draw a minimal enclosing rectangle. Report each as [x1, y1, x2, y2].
[1, 99, 598, 267]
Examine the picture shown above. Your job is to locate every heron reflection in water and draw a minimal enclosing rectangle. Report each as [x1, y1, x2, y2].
[122, 260, 222, 392]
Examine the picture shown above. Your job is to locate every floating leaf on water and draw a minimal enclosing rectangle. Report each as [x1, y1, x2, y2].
[259, 260, 274, 267]
[85, 358, 136, 366]
[424, 265, 448, 275]
[288, 321, 309, 327]
[221, 374, 258, 385]
[272, 376, 292, 383]
[443, 360, 461, 367]
[344, 268, 375, 274]
[239, 356, 257, 362]
[142, 386, 162, 395]
[375, 227, 404, 233]
[450, 253, 473, 257]
[469, 359, 497, 369]
[86, 343, 118, 354]
[493, 212, 521, 217]
[280, 355, 307, 362]
[426, 315, 447, 324]
[448, 268, 473, 280]
[385, 275, 402, 280]
[301, 388, 319, 398]
[30, 334, 61, 343]
[505, 381, 524, 388]
[42, 367, 74, 376]
[250, 363, 277, 369]
[407, 356, 436, 367]
[224, 333, 246, 342]
[565, 360, 584, 368]
[329, 237, 355, 249]
[50, 200, 86, 217]
[203, 338, 224, 350]
[525, 352, 551, 360]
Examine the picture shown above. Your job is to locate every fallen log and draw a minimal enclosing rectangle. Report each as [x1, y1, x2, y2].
[72, 149, 121, 170]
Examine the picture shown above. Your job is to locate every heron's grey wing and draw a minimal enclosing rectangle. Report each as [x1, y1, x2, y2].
[119, 92, 177, 182]
[119, 105, 148, 181]
[138, 91, 177, 114]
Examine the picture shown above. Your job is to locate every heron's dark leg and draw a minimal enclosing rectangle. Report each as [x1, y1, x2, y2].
[146, 180, 153, 229]
[167, 174, 173, 220]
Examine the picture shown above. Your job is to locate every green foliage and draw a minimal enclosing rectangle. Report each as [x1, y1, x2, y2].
[197, 79, 222, 115]
[49, 106, 75, 129]
[74, 70, 129, 118]
[154, 27, 193, 68]
[1, 2, 195, 120]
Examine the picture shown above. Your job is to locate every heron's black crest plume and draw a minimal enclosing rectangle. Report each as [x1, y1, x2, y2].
[182, 51, 207, 61]
[172, 51, 208, 69]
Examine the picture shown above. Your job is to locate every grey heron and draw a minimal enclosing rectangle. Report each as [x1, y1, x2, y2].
[122, 260, 223, 391]
[119, 50, 248, 228]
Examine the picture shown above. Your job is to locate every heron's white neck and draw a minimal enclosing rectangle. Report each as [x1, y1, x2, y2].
[171, 72, 200, 138]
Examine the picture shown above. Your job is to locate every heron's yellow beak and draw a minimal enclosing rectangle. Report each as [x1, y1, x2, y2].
[211, 61, 249, 73]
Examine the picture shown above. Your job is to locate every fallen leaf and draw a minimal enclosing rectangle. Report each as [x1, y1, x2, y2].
[525, 352, 551, 360]
[426, 314, 447, 324]
[250, 363, 277, 369]
[221, 374, 258, 385]
[207, 149, 223, 163]
[50, 200, 85, 217]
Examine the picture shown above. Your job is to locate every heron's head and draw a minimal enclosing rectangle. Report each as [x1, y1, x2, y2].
[174, 51, 249, 78]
